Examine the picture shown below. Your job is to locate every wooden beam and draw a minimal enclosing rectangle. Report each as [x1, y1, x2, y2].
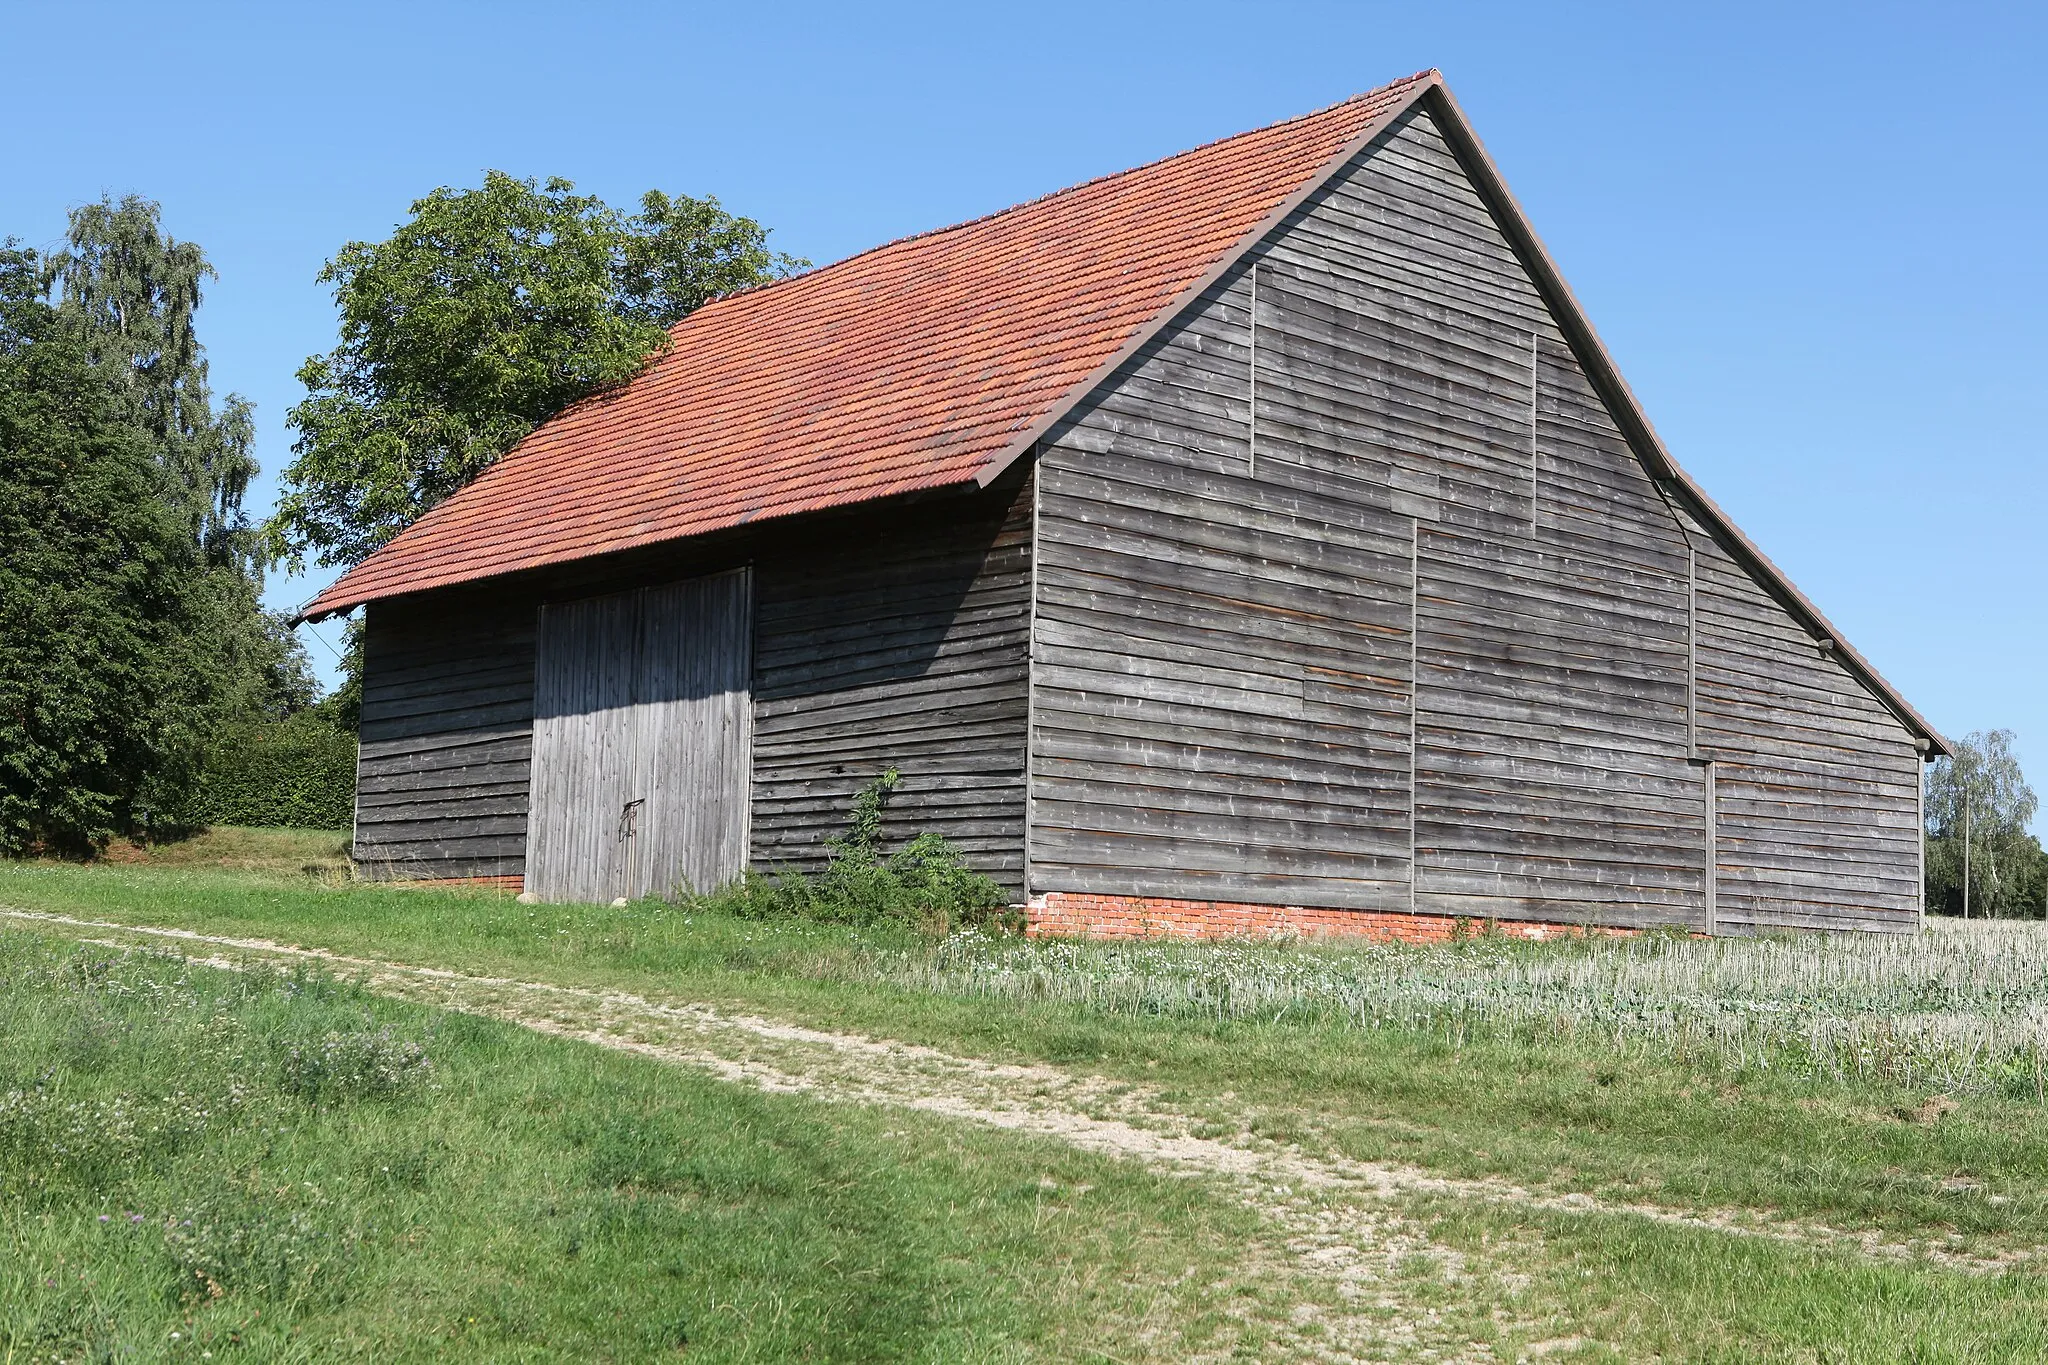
[1704, 759, 1718, 935]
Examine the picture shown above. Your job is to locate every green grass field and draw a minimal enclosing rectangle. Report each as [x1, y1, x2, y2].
[6, 832, 2048, 1361]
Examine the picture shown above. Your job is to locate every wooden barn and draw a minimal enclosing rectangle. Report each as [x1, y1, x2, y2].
[299, 70, 1948, 938]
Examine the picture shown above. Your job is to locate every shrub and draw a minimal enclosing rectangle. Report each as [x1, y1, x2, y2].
[184, 713, 356, 830]
[698, 769, 1014, 934]
[0, 1085, 224, 1197]
[162, 1185, 359, 1305]
[274, 1025, 430, 1103]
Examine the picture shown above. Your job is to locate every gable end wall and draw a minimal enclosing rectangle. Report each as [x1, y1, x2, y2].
[1027, 102, 1923, 933]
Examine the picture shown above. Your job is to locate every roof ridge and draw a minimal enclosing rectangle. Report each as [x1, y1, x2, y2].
[690, 70, 1439, 319]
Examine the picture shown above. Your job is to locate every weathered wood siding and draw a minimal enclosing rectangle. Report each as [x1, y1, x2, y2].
[526, 588, 642, 899]
[1031, 315, 1419, 907]
[749, 477, 1034, 893]
[1031, 100, 1915, 931]
[354, 481, 1032, 892]
[353, 589, 536, 880]
[1685, 507, 1923, 931]
[526, 570, 753, 902]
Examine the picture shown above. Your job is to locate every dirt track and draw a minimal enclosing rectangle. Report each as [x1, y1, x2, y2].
[6, 906, 2022, 1360]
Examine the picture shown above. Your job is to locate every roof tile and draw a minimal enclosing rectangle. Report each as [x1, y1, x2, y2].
[303, 71, 1434, 616]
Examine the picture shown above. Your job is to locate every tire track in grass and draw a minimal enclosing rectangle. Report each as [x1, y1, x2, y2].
[7, 910, 1521, 1362]
[4, 908, 2025, 1286]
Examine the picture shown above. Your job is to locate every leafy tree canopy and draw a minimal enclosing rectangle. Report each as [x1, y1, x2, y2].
[1925, 728, 2046, 918]
[46, 195, 258, 567]
[3, 195, 323, 854]
[266, 174, 804, 572]
[1, 243, 202, 850]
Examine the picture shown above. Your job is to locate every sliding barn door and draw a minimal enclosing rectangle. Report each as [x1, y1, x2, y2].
[633, 574, 753, 896]
[526, 569, 753, 902]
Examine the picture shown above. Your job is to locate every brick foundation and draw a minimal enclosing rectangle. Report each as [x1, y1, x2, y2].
[1026, 891, 1636, 944]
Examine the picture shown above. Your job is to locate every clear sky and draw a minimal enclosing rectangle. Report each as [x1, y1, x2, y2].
[9, 1, 2045, 812]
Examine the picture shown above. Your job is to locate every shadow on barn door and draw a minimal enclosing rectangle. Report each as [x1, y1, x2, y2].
[525, 568, 753, 902]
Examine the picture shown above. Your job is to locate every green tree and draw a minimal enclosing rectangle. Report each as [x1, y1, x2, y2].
[1925, 729, 2045, 918]
[266, 173, 803, 572]
[0, 244, 212, 851]
[308, 618, 363, 734]
[4, 197, 327, 852]
[43, 196, 319, 742]
[45, 195, 259, 567]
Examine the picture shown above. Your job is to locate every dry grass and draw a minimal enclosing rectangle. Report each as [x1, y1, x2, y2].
[100, 825, 352, 878]
[889, 918, 2048, 1097]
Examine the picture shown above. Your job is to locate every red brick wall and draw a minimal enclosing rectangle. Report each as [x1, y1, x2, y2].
[1026, 892, 1636, 944]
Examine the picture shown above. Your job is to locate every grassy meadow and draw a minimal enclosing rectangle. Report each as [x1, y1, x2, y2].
[0, 931, 1290, 1362]
[7, 830, 2048, 1360]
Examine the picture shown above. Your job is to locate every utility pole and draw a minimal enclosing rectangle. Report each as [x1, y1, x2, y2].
[1963, 787, 1972, 921]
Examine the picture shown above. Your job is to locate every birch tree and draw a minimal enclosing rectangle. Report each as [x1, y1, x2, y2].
[1925, 729, 2043, 918]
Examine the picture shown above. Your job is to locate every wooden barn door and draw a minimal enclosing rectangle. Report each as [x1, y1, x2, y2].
[526, 569, 753, 902]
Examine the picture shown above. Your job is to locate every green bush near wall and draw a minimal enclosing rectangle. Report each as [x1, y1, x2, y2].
[186, 714, 357, 830]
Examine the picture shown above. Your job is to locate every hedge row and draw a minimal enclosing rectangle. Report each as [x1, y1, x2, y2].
[187, 715, 356, 830]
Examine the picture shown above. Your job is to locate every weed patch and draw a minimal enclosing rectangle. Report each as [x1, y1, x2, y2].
[691, 770, 1014, 932]
[274, 1024, 431, 1103]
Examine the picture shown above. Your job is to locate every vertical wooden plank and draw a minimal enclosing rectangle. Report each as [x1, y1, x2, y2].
[1248, 262, 1259, 479]
[1916, 755, 1926, 931]
[632, 567, 753, 898]
[633, 579, 685, 898]
[599, 589, 642, 900]
[1527, 331, 1538, 530]
[1704, 759, 1718, 935]
[1024, 457, 1043, 899]
[1400, 509, 1417, 908]
[1686, 540, 1699, 755]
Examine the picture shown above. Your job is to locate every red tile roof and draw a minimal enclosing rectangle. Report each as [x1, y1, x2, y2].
[301, 71, 1439, 618]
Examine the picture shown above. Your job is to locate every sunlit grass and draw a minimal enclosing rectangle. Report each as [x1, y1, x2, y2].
[881, 918, 2048, 1097]
[13, 842, 2048, 1359]
[0, 932, 1270, 1361]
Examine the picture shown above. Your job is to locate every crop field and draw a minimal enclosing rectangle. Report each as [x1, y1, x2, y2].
[893, 919, 2048, 1098]
[6, 836, 2048, 1360]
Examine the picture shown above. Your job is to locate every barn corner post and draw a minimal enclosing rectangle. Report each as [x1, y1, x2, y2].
[1022, 444, 1044, 913]
[1407, 513, 1420, 916]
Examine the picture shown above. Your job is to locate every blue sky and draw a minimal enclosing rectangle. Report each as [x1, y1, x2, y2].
[9, 1, 2045, 808]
